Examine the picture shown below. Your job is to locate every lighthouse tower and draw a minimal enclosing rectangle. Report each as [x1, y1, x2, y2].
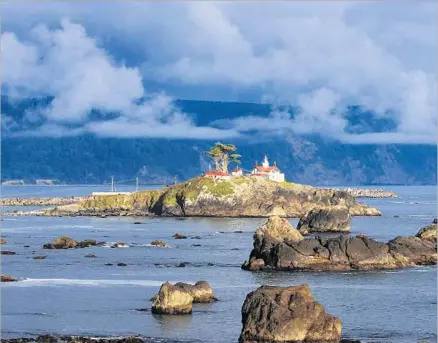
[262, 155, 269, 168]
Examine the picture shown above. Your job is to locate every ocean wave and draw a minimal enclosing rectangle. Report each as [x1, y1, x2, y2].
[3, 278, 189, 287]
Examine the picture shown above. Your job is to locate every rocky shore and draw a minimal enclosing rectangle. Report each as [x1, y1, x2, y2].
[0, 197, 83, 207]
[242, 217, 437, 271]
[332, 188, 398, 198]
[3, 177, 381, 218]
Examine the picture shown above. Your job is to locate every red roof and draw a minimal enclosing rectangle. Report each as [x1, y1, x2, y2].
[232, 167, 241, 172]
[205, 171, 229, 176]
[254, 166, 280, 172]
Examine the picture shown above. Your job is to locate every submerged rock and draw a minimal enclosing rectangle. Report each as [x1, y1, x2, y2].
[243, 219, 437, 272]
[111, 242, 129, 248]
[1, 250, 16, 255]
[239, 284, 342, 343]
[1, 274, 18, 282]
[85, 253, 97, 258]
[297, 207, 351, 235]
[77, 239, 98, 248]
[33, 255, 47, 260]
[151, 281, 194, 314]
[151, 240, 169, 248]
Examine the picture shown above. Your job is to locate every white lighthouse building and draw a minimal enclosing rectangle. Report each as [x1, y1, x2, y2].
[251, 155, 285, 182]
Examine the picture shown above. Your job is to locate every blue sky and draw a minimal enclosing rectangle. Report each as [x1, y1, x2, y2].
[1, 1, 437, 143]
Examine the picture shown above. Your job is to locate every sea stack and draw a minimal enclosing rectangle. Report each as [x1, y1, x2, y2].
[239, 284, 342, 343]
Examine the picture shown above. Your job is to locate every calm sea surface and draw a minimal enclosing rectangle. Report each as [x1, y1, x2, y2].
[1, 185, 436, 343]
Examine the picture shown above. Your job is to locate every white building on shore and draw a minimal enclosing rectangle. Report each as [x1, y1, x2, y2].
[250, 155, 285, 182]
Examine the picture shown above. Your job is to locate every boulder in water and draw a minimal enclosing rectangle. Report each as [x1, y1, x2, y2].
[1, 274, 18, 282]
[173, 233, 187, 239]
[151, 240, 169, 248]
[151, 281, 217, 303]
[0, 238, 6, 244]
[297, 207, 351, 235]
[239, 284, 342, 343]
[43, 236, 78, 249]
[151, 281, 194, 314]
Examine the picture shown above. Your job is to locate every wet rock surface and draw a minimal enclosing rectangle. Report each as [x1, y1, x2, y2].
[239, 284, 342, 343]
[243, 218, 437, 271]
[297, 207, 351, 235]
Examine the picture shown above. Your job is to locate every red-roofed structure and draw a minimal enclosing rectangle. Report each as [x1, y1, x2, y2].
[204, 170, 230, 180]
[251, 155, 285, 182]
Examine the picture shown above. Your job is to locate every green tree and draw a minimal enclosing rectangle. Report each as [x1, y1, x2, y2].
[207, 143, 241, 173]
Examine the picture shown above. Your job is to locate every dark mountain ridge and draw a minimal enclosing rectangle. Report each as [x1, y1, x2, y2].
[1, 96, 436, 185]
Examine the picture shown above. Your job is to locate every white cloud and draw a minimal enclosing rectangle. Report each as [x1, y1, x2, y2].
[1, 2, 437, 144]
[1, 19, 239, 139]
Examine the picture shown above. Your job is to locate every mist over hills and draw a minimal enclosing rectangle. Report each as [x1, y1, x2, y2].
[1, 97, 436, 185]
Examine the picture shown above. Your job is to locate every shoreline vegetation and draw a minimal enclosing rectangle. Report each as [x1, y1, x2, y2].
[2, 176, 382, 218]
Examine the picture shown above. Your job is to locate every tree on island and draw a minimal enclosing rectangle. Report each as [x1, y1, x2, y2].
[207, 143, 241, 173]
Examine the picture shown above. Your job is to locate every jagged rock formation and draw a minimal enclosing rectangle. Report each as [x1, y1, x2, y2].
[243, 218, 437, 271]
[297, 207, 351, 235]
[27, 177, 380, 218]
[239, 284, 342, 343]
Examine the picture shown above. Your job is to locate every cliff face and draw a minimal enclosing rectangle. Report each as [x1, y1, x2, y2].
[72, 176, 380, 218]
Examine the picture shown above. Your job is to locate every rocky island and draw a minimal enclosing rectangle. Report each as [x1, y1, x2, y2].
[5, 177, 381, 218]
[242, 216, 437, 271]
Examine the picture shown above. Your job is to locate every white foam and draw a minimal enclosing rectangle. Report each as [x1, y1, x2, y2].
[4, 278, 187, 287]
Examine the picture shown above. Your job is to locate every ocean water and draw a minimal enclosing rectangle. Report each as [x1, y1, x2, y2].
[0, 185, 436, 343]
